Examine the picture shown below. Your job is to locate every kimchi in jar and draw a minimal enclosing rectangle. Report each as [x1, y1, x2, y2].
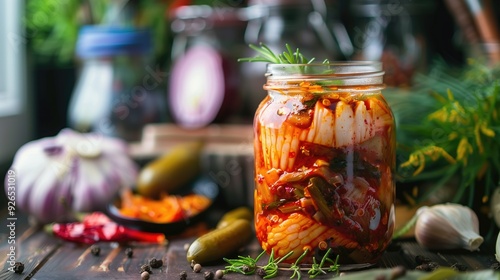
[253, 62, 395, 267]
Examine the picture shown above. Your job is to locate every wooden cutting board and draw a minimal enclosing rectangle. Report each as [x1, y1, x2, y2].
[128, 123, 254, 159]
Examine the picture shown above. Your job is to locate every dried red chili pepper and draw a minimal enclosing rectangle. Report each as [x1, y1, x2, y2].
[50, 212, 165, 244]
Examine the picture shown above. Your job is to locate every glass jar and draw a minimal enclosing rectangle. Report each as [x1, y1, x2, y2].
[68, 26, 167, 142]
[253, 62, 395, 267]
[167, 5, 244, 128]
[347, 0, 435, 87]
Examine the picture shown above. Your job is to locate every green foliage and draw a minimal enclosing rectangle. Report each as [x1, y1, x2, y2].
[25, 0, 169, 65]
[386, 59, 500, 206]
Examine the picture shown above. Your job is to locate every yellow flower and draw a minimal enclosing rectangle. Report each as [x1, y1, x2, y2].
[428, 108, 449, 123]
[447, 88, 455, 101]
[400, 146, 456, 176]
[400, 151, 425, 176]
[428, 90, 468, 125]
[480, 122, 495, 138]
[456, 137, 473, 165]
[429, 146, 456, 164]
[448, 132, 459, 140]
[472, 121, 495, 154]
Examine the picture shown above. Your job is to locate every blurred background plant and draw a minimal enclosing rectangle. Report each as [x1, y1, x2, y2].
[24, 0, 170, 65]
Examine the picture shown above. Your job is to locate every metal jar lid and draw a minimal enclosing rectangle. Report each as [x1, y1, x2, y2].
[76, 25, 152, 58]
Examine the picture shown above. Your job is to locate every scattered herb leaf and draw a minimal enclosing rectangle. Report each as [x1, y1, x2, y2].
[223, 248, 340, 279]
[290, 249, 309, 280]
[223, 250, 266, 275]
[308, 248, 336, 278]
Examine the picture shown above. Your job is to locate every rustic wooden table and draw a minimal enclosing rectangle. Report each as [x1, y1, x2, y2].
[1, 209, 499, 280]
[2, 124, 499, 279]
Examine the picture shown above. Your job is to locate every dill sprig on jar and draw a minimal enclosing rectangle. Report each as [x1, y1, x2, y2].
[387, 59, 500, 212]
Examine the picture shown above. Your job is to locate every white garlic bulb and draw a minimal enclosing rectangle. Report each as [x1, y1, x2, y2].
[415, 203, 484, 251]
[5, 128, 138, 223]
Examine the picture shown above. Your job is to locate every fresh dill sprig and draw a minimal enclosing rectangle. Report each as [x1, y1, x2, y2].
[289, 249, 309, 280]
[238, 43, 316, 64]
[238, 43, 339, 87]
[223, 248, 340, 279]
[308, 248, 339, 278]
[261, 250, 294, 279]
[223, 250, 266, 275]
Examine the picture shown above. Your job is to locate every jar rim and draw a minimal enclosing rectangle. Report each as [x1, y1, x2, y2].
[265, 61, 385, 86]
[266, 61, 383, 75]
[268, 61, 381, 66]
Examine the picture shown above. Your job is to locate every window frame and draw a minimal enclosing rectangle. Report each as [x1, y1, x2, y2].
[0, 0, 32, 164]
[0, 0, 23, 117]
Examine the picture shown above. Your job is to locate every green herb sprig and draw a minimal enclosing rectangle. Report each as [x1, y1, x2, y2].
[308, 249, 340, 278]
[238, 42, 332, 65]
[289, 249, 309, 280]
[223, 249, 340, 279]
[238, 43, 339, 87]
[223, 250, 265, 275]
[261, 250, 294, 279]
[238, 43, 317, 64]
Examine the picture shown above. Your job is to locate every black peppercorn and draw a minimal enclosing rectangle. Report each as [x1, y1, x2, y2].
[149, 258, 163, 268]
[204, 271, 214, 280]
[125, 247, 133, 258]
[179, 270, 188, 280]
[90, 245, 101, 256]
[13, 262, 24, 274]
[140, 264, 152, 274]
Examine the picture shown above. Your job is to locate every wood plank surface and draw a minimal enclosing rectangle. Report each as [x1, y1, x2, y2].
[1, 214, 498, 280]
[0, 227, 61, 279]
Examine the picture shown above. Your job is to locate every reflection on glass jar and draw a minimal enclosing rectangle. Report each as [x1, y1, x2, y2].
[253, 62, 395, 267]
[68, 26, 167, 142]
[348, 0, 435, 87]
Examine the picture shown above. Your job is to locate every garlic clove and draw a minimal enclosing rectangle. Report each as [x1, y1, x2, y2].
[491, 187, 500, 228]
[415, 203, 484, 251]
[75, 141, 102, 158]
[496, 230, 500, 263]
